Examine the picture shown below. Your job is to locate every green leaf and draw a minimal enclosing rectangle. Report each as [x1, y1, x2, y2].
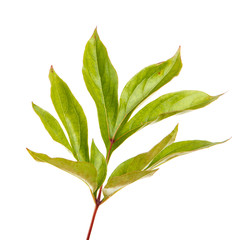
[148, 140, 227, 169]
[113, 47, 182, 139]
[32, 103, 72, 152]
[90, 140, 107, 190]
[49, 66, 89, 162]
[113, 91, 221, 150]
[103, 169, 158, 199]
[26, 149, 97, 193]
[82, 28, 118, 149]
[108, 158, 133, 179]
[109, 124, 179, 178]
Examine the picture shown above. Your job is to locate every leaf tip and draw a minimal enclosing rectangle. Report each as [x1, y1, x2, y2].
[91, 138, 95, 146]
[217, 91, 227, 98]
[91, 27, 99, 40]
[26, 148, 32, 155]
[31, 102, 37, 113]
[48, 65, 56, 83]
[223, 137, 231, 143]
[212, 92, 225, 102]
[156, 46, 182, 66]
[176, 46, 181, 57]
[31, 102, 36, 108]
[148, 168, 159, 175]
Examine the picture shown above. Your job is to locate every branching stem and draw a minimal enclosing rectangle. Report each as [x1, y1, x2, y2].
[86, 139, 114, 240]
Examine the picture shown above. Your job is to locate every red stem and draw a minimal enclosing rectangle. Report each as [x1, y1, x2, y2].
[86, 203, 100, 240]
[86, 140, 114, 240]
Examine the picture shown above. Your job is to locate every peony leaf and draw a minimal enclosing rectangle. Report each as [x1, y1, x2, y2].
[26, 149, 97, 193]
[32, 103, 72, 152]
[49, 66, 89, 162]
[148, 140, 227, 169]
[113, 91, 221, 150]
[113, 47, 182, 141]
[103, 169, 158, 200]
[110, 124, 179, 178]
[90, 140, 107, 190]
[82, 28, 118, 149]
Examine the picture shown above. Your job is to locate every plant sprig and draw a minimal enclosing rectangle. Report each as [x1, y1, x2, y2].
[27, 28, 227, 239]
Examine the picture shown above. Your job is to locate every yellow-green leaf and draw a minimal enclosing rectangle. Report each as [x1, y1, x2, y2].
[103, 169, 158, 200]
[49, 66, 89, 162]
[27, 149, 97, 192]
[148, 140, 227, 169]
[109, 124, 179, 178]
[32, 103, 72, 152]
[113, 47, 182, 140]
[90, 140, 107, 190]
[113, 91, 220, 150]
[82, 28, 118, 149]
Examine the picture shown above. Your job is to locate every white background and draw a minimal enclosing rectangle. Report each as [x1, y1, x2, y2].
[0, 0, 245, 239]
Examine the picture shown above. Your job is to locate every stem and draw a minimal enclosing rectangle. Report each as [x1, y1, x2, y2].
[86, 203, 100, 240]
[106, 138, 115, 163]
[86, 139, 114, 240]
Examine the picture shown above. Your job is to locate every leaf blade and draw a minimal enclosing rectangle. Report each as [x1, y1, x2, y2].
[32, 103, 72, 152]
[127, 124, 179, 172]
[90, 140, 107, 190]
[26, 149, 97, 192]
[49, 66, 89, 162]
[113, 91, 220, 149]
[114, 47, 182, 137]
[109, 124, 179, 179]
[103, 169, 158, 199]
[82, 28, 118, 148]
[148, 139, 227, 169]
